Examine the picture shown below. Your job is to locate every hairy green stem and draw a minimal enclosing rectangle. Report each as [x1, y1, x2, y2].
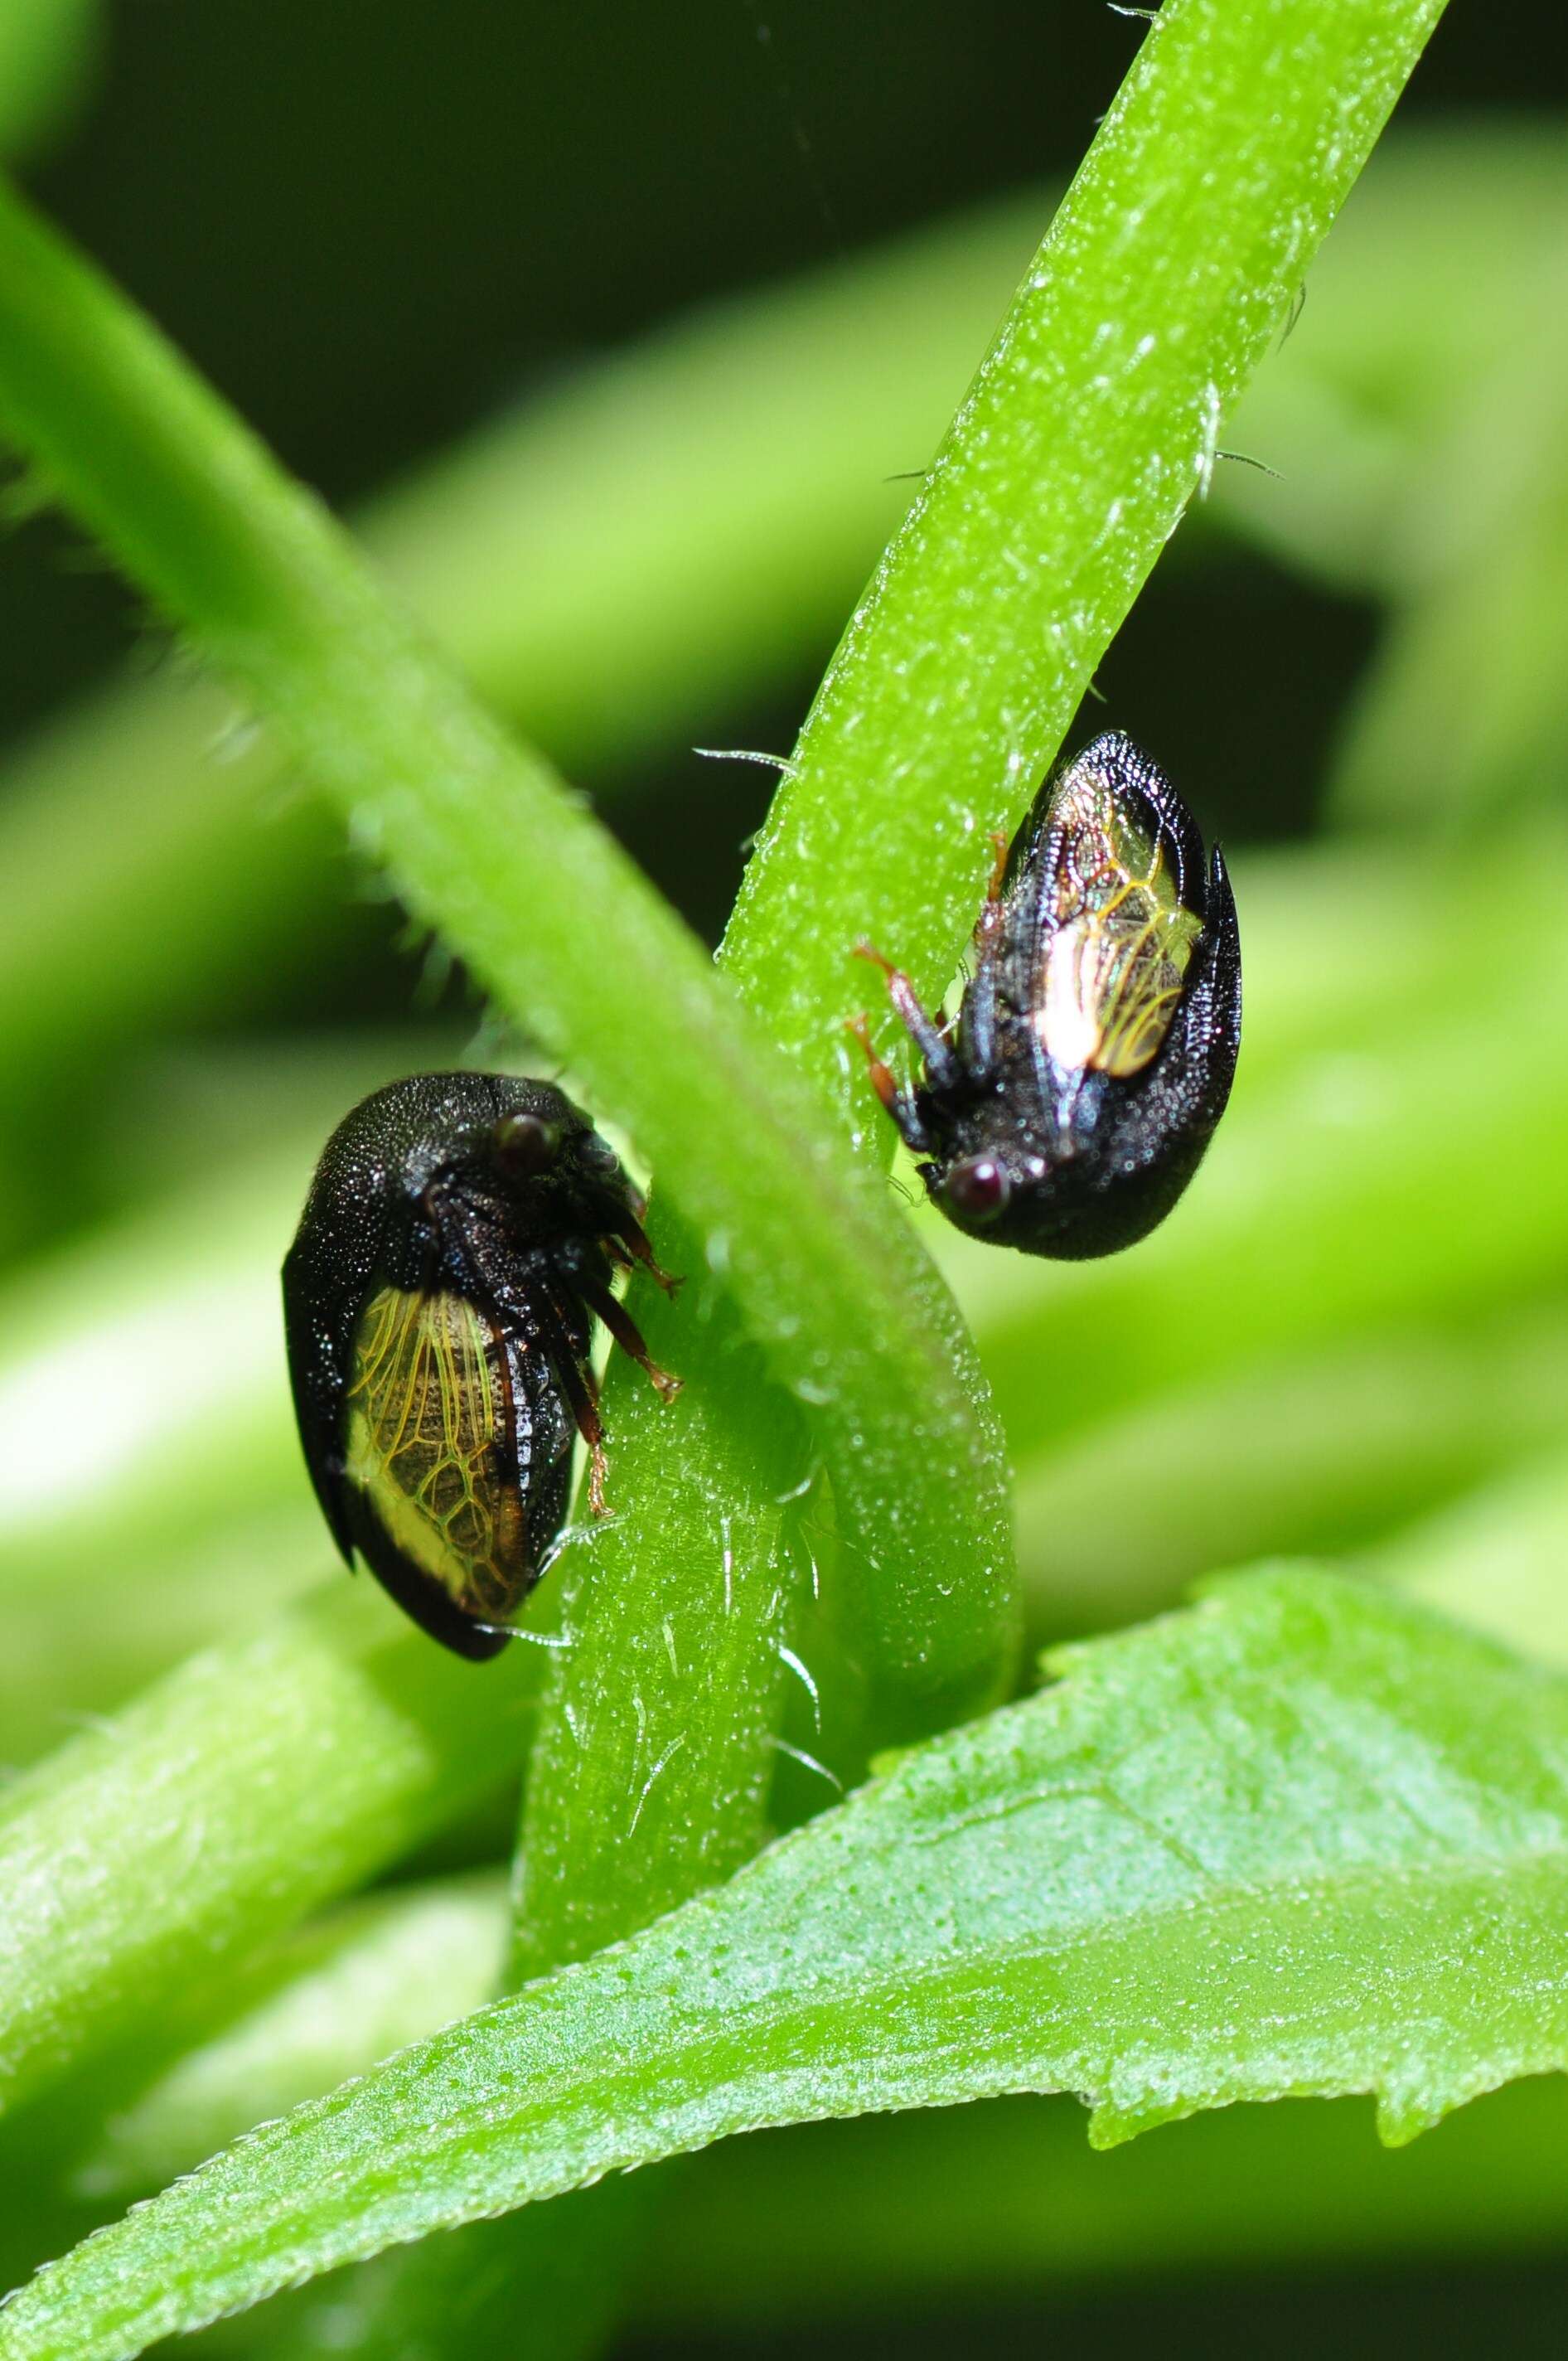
[0, 193, 1049, 1144]
[0, 172, 1018, 1732]
[0, 1, 1452, 2347]
[724, 0, 1449, 1108]
[0, 1588, 539, 2121]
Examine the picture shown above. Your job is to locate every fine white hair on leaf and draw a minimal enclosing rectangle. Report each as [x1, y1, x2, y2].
[691, 745, 800, 776]
[777, 1641, 822, 1732]
[627, 1733, 688, 1838]
[770, 1736, 843, 1794]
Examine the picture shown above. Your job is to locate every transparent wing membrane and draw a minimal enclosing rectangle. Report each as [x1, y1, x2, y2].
[343, 1286, 528, 1618]
[1035, 763, 1203, 1077]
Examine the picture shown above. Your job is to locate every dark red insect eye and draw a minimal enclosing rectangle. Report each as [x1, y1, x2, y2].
[494, 1113, 562, 1176]
[944, 1156, 1009, 1221]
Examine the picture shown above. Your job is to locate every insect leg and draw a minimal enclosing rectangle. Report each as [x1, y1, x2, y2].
[533, 1282, 612, 1515]
[853, 941, 959, 1091]
[845, 1011, 934, 1153]
[599, 1200, 681, 1296]
[576, 1273, 683, 1403]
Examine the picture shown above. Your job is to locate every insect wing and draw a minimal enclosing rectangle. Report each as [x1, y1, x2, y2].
[339, 1283, 547, 1659]
[1029, 737, 1203, 1080]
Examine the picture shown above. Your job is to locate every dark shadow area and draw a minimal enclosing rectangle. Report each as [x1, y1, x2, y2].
[622, 2257, 1568, 2361]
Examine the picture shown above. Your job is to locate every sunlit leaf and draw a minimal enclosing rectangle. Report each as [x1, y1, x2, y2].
[7, 1571, 1567, 2361]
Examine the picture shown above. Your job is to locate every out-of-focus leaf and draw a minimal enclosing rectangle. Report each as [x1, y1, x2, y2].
[9, 1570, 1568, 2361]
[0, 0, 99, 161]
[68, 1878, 506, 2204]
[951, 845, 1568, 1468]
[1011, 1302, 1568, 1641]
[0, 1152, 319, 1755]
[1327, 289, 1568, 831]
[0, 190, 1047, 1147]
[1214, 121, 1568, 594]
[632, 2080, 1568, 2330]
[0, 172, 1022, 1743]
[12, 118, 1544, 1229]
[0, 1588, 539, 2120]
[1373, 1447, 1568, 1668]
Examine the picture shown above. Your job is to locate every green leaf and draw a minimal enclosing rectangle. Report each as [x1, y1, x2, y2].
[0, 0, 99, 162]
[8, 1570, 1568, 2361]
[0, 8, 1461, 2349]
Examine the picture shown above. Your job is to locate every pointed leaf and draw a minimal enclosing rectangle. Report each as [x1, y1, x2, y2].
[7, 1571, 1568, 2361]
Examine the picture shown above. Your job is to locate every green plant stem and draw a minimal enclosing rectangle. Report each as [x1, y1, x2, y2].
[0, 0, 1454, 2332]
[722, 0, 1449, 1108]
[14, 826, 1554, 1762]
[0, 192, 1050, 1142]
[511, 1280, 803, 1974]
[10, 120, 1556, 1185]
[331, 1279, 809, 2361]
[0, 1587, 540, 2121]
[0, 173, 1018, 1733]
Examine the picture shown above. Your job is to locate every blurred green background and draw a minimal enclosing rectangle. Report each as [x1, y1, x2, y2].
[4, 4, 1568, 2355]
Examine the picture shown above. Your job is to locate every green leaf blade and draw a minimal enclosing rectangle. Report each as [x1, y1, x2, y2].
[9, 1572, 1568, 2361]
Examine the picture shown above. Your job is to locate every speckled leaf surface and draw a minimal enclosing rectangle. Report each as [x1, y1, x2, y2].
[7, 1568, 1567, 2361]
